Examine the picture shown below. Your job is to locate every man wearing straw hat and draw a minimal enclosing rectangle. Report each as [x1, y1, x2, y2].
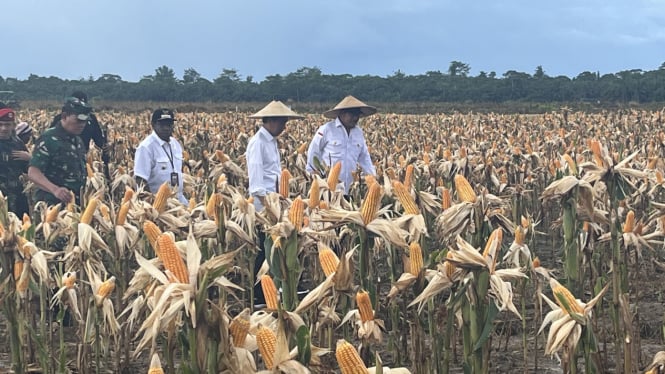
[306, 95, 377, 195]
[246, 100, 304, 307]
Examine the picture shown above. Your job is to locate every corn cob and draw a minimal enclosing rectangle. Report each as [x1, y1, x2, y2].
[364, 175, 377, 189]
[86, 162, 94, 178]
[188, 197, 196, 212]
[16, 260, 30, 297]
[657, 170, 664, 184]
[97, 276, 116, 299]
[454, 174, 477, 203]
[153, 182, 171, 213]
[256, 324, 277, 369]
[217, 174, 227, 187]
[63, 272, 76, 289]
[459, 146, 467, 158]
[409, 242, 423, 276]
[532, 257, 541, 268]
[623, 210, 635, 233]
[403, 164, 414, 191]
[521, 215, 529, 228]
[0, 221, 5, 238]
[45, 204, 61, 223]
[356, 290, 374, 322]
[279, 169, 292, 198]
[206, 192, 221, 220]
[319, 201, 329, 210]
[66, 191, 75, 212]
[335, 339, 368, 374]
[386, 168, 396, 181]
[288, 196, 305, 230]
[552, 282, 584, 315]
[143, 220, 162, 253]
[327, 161, 342, 190]
[441, 188, 452, 210]
[443, 148, 452, 161]
[148, 353, 165, 374]
[482, 228, 503, 258]
[590, 140, 604, 166]
[514, 226, 526, 246]
[360, 182, 381, 225]
[444, 251, 456, 279]
[297, 142, 308, 154]
[13, 259, 23, 280]
[398, 155, 406, 168]
[525, 142, 533, 154]
[17, 236, 31, 259]
[80, 196, 99, 225]
[215, 149, 229, 162]
[99, 203, 111, 221]
[563, 153, 577, 174]
[230, 316, 250, 347]
[319, 246, 340, 277]
[648, 157, 658, 170]
[423, 152, 430, 165]
[156, 234, 189, 284]
[21, 213, 31, 232]
[392, 180, 420, 215]
[116, 201, 130, 226]
[122, 187, 134, 204]
[308, 179, 320, 209]
[260, 275, 279, 310]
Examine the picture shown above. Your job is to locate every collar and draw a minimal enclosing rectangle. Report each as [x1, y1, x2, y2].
[257, 126, 276, 142]
[151, 131, 171, 146]
[53, 122, 77, 138]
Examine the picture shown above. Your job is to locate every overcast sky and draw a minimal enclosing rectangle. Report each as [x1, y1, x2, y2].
[4, 0, 664, 82]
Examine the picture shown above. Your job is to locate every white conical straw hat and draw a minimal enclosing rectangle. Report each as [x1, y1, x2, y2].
[249, 100, 304, 119]
[323, 95, 377, 119]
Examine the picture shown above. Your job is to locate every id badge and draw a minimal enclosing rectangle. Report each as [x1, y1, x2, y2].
[170, 172, 179, 187]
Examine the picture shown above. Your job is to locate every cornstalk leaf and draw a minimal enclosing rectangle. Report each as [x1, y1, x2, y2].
[472, 300, 499, 352]
[296, 325, 311, 365]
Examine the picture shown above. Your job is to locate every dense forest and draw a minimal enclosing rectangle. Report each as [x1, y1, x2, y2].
[2, 61, 665, 110]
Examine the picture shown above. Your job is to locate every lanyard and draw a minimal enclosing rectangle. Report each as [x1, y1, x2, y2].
[162, 142, 175, 171]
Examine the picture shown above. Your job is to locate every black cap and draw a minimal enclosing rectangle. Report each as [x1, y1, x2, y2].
[151, 108, 175, 124]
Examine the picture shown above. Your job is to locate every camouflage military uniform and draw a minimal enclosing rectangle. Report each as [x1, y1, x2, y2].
[0, 137, 29, 216]
[30, 122, 86, 205]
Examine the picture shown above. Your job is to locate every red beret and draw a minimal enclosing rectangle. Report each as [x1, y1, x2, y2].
[0, 108, 15, 122]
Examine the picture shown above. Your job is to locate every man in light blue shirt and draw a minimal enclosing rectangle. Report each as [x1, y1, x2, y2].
[246, 100, 304, 307]
[306, 95, 377, 194]
[134, 109, 188, 204]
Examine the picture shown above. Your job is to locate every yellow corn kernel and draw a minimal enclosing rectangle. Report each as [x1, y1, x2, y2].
[288, 196, 305, 230]
[441, 188, 452, 210]
[122, 187, 134, 204]
[409, 242, 423, 276]
[392, 180, 420, 215]
[514, 226, 526, 246]
[360, 182, 382, 225]
[319, 246, 340, 277]
[206, 192, 221, 220]
[156, 234, 189, 284]
[229, 316, 250, 348]
[563, 153, 577, 174]
[327, 161, 342, 191]
[148, 353, 165, 374]
[482, 228, 503, 259]
[256, 324, 277, 369]
[116, 201, 130, 226]
[97, 276, 116, 299]
[260, 275, 279, 310]
[365, 175, 377, 189]
[335, 339, 368, 374]
[279, 169, 292, 198]
[355, 290, 374, 322]
[80, 197, 99, 225]
[403, 164, 414, 191]
[454, 174, 476, 203]
[143, 220, 162, 253]
[152, 182, 171, 213]
[308, 180, 320, 209]
[551, 279, 584, 315]
[623, 210, 635, 233]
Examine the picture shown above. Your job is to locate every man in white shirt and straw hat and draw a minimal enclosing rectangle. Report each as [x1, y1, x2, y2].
[306, 95, 377, 195]
[246, 100, 304, 306]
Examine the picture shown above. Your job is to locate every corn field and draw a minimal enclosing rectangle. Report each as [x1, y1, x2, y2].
[1, 107, 665, 374]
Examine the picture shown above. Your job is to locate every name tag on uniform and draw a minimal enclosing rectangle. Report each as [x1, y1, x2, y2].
[170, 172, 179, 187]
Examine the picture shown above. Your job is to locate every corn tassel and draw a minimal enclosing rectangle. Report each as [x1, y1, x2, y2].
[279, 169, 292, 198]
[356, 290, 374, 322]
[152, 182, 171, 213]
[409, 242, 423, 276]
[327, 161, 342, 190]
[148, 353, 165, 374]
[260, 275, 279, 310]
[116, 201, 130, 226]
[336, 339, 368, 374]
[256, 324, 277, 369]
[229, 317, 250, 347]
[360, 182, 382, 225]
[308, 179, 320, 209]
[80, 196, 99, 225]
[319, 246, 340, 277]
[403, 164, 414, 191]
[156, 234, 189, 284]
[288, 196, 305, 230]
[392, 180, 420, 215]
[623, 210, 635, 233]
[454, 174, 477, 203]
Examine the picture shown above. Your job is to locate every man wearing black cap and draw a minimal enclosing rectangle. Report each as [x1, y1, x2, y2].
[50, 91, 109, 176]
[28, 97, 90, 205]
[134, 109, 188, 204]
[0, 107, 30, 216]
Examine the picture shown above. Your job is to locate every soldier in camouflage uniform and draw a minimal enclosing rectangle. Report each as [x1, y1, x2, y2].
[28, 97, 91, 206]
[0, 108, 30, 217]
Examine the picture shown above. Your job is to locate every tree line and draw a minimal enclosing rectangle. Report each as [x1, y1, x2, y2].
[2, 62, 665, 108]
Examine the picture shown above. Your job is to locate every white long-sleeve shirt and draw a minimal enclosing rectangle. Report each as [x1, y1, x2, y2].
[246, 126, 281, 211]
[134, 132, 188, 204]
[306, 118, 375, 193]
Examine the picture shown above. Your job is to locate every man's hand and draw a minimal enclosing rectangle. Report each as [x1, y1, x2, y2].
[11, 150, 31, 161]
[52, 186, 74, 203]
